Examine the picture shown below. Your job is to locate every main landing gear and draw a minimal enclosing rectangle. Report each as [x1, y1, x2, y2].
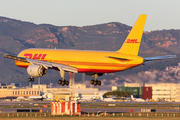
[58, 80, 69, 86]
[58, 70, 69, 86]
[91, 79, 101, 86]
[29, 77, 34, 82]
[90, 74, 101, 86]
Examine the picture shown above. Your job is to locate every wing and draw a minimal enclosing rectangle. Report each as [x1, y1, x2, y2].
[144, 55, 176, 61]
[3, 54, 78, 73]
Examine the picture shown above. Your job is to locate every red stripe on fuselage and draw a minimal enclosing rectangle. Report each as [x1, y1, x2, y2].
[53, 60, 137, 67]
[16, 64, 122, 73]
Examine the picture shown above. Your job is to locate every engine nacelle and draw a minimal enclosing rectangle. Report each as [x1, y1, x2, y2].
[27, 65, 47, 77]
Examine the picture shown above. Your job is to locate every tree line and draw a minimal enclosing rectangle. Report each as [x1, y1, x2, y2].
[103, 91, 132, 98]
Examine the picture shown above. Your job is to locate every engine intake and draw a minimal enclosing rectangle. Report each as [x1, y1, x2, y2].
[27, 65, 47, 77]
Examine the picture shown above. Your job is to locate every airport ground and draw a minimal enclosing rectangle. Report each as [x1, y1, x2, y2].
[0, 107, 179, 113]
[1, 101, 180, 120]
[0, 101, 180, 113]
[1, 117, 180, 120]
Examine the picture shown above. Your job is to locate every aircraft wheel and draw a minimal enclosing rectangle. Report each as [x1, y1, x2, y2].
[94, 81, 97, 86]
[90, 79, 94, 85]
[66, 81, 69, 86]
[28, 78, 32, 82]
[58, 80, 62, 85]
[98, 81, 101, 86]
[62, 80, 65, 86]
[29, 77, 34, 82]
[31, 78, 34, 82]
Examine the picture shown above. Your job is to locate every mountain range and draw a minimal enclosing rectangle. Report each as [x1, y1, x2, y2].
[0, 16, 180, 87]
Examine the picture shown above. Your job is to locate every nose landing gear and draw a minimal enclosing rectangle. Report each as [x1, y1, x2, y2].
[29, 77, 34, 82]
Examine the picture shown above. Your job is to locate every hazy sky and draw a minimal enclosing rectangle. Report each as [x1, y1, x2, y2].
[0, 0, 179, 31]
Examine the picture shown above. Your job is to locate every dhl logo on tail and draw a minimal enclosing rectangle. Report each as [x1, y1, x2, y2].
[125, 39, 139, 43]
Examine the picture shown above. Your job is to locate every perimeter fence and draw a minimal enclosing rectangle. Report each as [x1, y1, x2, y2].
[0, 112, 180, 118]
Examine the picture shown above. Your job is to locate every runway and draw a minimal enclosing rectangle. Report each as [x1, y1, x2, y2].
[0, 101, 179, 113]
[0, 101, 51, 105]
[0, 108, 179, 113]
[0, 108, 51, 113]
[81, 108, 180, 113]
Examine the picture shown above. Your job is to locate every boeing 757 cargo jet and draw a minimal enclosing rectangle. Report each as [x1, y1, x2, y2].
[3, 15, 176, 86]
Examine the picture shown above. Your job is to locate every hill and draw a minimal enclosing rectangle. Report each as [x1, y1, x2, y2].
[0, 16, 180, 87]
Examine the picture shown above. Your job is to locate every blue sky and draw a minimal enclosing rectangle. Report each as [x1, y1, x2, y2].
[0, 0, 179, 31]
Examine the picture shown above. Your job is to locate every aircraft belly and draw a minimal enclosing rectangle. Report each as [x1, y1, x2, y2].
[76, 65, 127, 73]
[77, 65, 139, 73]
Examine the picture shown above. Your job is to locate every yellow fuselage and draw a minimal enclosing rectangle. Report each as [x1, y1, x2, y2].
[15, 49, 144, 73]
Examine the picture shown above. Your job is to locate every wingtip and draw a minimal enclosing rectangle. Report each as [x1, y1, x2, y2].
[166, 55, 176, 58]
[3, 53, 8, 58]
[171, 55, 176, 58]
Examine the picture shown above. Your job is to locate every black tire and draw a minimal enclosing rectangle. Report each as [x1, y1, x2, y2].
[94, 81, 97, 86]
[62, 81, 65, 86]
[58, 80, 62, 85]
[66, 81, 69, 86]
[31, 78, 34, 82]
[98, 81, 101, 86]
[90, 79, 94, 85]
[28, 78, 32, 82]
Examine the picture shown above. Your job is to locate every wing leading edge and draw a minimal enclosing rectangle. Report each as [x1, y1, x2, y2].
[3, 54, 78, 73]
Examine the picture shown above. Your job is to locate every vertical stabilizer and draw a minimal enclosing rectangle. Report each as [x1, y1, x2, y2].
[117, 15, 147, 55]
[131, 95, 134, 100]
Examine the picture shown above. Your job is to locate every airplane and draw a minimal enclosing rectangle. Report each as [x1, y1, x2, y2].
[3, 14, 176, 86]
[79, 92, 101, 101]
[16, 96, 27, 101]
[79, 96, 94, 102]
[28, 92, 47, 101]
[130, 95, 145, 102]
[103, 97, 116, 102]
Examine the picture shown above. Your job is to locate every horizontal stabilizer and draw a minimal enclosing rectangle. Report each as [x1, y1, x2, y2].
[144, 55, 176, 61]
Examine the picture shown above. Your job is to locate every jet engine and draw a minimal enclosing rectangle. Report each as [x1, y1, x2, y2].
[27, 65, 47, 77]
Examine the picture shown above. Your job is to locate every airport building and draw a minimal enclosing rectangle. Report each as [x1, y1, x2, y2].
[0, 85, 41, 98]
[145, 83, 180, 102]
[112, 85, 151, 99]
[0, 84, 102, 101]
[112, 86, 143, 98]
[3, 82, 180, 102]
[38, 84, 100, 100]
[112, 83, 180, 102]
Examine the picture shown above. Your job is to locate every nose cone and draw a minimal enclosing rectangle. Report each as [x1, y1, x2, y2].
[15, 49, 30, 68]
